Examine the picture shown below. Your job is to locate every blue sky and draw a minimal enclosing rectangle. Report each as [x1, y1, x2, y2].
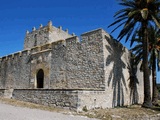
[0, 0, 122, 55]
[0, 0, 160, 82]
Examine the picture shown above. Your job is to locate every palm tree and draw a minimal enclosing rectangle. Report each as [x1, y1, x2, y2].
[108, 0, 160, 108]
[131, 26, 160, 106]
[148, 27, 160, 105]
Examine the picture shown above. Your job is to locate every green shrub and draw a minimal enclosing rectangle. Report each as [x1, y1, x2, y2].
[82, 106, 88, 112]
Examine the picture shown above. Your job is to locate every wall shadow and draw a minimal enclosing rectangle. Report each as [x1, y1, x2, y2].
[105, 36, 139, 107]
[105, 36, 127, 107]
[128, 54, 139, 104]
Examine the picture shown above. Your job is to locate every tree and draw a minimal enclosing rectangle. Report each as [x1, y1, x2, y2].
[108, 0, 160, 108]
[131, 26, 160, 106]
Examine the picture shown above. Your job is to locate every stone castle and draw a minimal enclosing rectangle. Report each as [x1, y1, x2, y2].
[0, 21, 146, 111]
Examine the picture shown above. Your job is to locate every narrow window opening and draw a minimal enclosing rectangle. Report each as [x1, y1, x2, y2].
[34, 34, 37, 46]
[36, 69, 44, 88]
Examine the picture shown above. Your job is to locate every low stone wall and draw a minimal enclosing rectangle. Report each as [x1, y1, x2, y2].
[2, 88, 144, 111]
[12, 89, 78, 110]
[12, 89, 107, 111]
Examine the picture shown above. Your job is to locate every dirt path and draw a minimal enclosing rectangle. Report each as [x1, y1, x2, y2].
[0, 102, 98, 120]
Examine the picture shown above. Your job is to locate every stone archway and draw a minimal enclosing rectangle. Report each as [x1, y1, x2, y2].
[36, 69, 44, 88]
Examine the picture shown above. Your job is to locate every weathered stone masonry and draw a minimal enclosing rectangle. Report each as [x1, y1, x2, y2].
[0, 21, 146, 111]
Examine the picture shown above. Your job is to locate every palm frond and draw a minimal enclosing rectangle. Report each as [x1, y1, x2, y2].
[118, 19, 137, 41]
[130, 26, 142, 47]
[110, 21, 126, 33]
[119, 1, 136, 8]
[125, 25, 134, 42]
[151, 14, 160, 28]
[108, 17, 127, 28]
[114, 8, 129, 17]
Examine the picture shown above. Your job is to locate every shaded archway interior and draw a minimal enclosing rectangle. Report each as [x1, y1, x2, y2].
[36, 69, 44, 88]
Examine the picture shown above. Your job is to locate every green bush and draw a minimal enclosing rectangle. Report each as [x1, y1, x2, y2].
[82, 106, 88, 112]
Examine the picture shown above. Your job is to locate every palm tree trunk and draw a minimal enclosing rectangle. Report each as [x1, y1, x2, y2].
[152, 51, 159, 105]
[142, 21, 152, 108]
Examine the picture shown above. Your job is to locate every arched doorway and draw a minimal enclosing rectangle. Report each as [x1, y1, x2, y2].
[36, 69, 44, 88]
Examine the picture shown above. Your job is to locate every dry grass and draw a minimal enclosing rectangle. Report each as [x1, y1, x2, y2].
[0, 97, 160, 120]
[80, 105, 160, 120]
[0, 97, 70, 114]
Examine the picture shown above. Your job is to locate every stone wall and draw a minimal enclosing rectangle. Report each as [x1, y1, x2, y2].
[29, 49, 52, 89]
[102, 30, 144, 107]
[12, 89, 111, 111]
[4, 28, 106, 90]
[12, 89, 78, 110]
[0, 51, 31, 89]
[24, 21, 72, 49]
[102, 31, 131, 107]
[0, 25, 146, 111]
[0, 43, 54, 89]
[77, 90, 110, 111]
[50, 29, 105, 89]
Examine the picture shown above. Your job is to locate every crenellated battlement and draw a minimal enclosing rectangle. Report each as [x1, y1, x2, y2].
[0, 28, 104, 61]
[24, 21, 75, 50]
[25, 21, 53, 35]
[0, 38, 70, 61]
[0, 51, 22, 61]
[0, 27, 106, 63]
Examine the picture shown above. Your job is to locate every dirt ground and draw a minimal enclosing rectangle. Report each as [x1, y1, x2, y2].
[0, 97, 160, 120]
[0, 102, 99, 120]
[79, 105, 160, 120]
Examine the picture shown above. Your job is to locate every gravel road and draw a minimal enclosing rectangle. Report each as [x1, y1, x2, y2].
[0, 102, 98, 120]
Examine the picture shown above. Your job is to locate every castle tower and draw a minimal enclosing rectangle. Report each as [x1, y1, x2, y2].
[24, 21, 72, 49]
